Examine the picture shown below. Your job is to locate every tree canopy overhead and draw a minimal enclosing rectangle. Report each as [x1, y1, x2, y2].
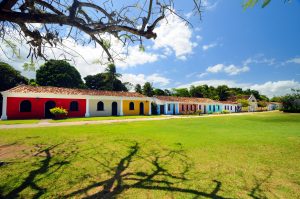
[0, 0, 202, 63]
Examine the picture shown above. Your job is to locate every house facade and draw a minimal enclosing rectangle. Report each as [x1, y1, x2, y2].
[1, 85, 254, 120]
[220, 101, 240, 113]
[153, 96, 222, 115]
[1, 85, 151, 120]
[228, 94, 258, 112]
[267, 102, 283, 111]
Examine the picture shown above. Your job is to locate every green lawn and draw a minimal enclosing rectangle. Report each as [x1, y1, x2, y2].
[0, 112, 299, 198]
[49, 115, 165, 123]
[0, 115, 164, 125]
[0, 119, 40, 125]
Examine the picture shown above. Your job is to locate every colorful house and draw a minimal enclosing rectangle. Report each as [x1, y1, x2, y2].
[267, 102, 282, 111]
[0, 85, 151, 120]
[220, 101, 240, 113]
[153, 96, 222, 115]
[228, 94, 258, 112]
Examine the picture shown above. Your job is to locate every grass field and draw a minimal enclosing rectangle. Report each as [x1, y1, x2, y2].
[0, 112, 299, 198]
[0, 115, 164, 125]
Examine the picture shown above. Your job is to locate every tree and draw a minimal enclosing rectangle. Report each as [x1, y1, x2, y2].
[84, 73, 107, 90]
[257, 101, 268, 111]
[154, 88, 166, 96]
[270, 96, 282, 102]
[36, 60, 84, 88]
[237, 99, 250, 107]
[0, 62, 28, 91]
[142, 82, 154, 97]
[0, 1, 202, 62]
[84, 65, 128, 91]
[0, 62, 28, 115]
[216, 85, 230, 101]
[134, 84, 142, 94]
[281, 89, 300, 113]
[172, 88, 190, 97]
[104, 63, 125, 91]
[190, 86, 204, 98]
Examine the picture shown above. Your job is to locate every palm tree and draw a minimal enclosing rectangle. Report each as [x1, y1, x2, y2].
[104, 63, 121, 90]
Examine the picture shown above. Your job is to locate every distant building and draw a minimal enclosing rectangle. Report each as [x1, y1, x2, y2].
[228, 94, 258, 112]
[267, 102, 283, 111]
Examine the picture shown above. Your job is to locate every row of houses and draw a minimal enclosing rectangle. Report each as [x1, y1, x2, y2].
[0, 85, 277, 120]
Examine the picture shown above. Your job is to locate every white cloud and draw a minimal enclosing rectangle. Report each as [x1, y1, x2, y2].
[202, 42, 218, 51]
[177, 79, 300, 97]
[249, 80, 300, 97]
[202, 0, 219, 11]
[152, 11, 196, 58]
[185, 11, 194, 19]
[196, 35, 203, 41]
[224, 65, 250, 75]
[120, 73, 170, 88]
[243, 54, 276, 66]
[206, 64, 249, 75]
[116, 45, 158, 68]
[197, 72, 208, 78]
[206, 64, 224, 73]
[286, 57, 300, 64]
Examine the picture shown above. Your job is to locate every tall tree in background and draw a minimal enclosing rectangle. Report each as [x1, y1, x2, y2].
[0, 62, 28, 91]
[154, 88, 166, 96]
[216, 85, 230, 101]
[104, 63, 121, 91]
[172, 88, 190, 97]
[134, 84, 142, 94]
[142, 82, 154, 97]
[36, 60, 84, 88]
[84, 73, 107, 90]
[84, 64, 128, 91]
[0, 62, 28, 115]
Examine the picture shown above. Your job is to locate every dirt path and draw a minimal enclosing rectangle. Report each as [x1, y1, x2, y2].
[0, 111, 275, 129]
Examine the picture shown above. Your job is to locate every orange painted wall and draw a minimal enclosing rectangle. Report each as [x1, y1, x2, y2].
[123, 100, 150, 115]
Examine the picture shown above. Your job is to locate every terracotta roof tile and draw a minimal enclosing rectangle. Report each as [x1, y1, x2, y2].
[155, 95, 217, 103]
[218, 101, 239, 104]
[4, 85, 146, 98]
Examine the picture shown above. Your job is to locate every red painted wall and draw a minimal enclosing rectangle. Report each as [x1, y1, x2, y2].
[7, 97, 86, 119]
[179, 103, 198, 113]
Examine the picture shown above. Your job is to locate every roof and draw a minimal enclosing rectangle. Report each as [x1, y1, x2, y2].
[218, 101, 239, 104]
[155, 95, 217, 103]
[3, 85, 146, 98]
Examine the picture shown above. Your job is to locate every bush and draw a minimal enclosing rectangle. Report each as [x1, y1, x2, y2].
[195, 110, 202, 115]
[221, 110, 230, 114]
[50, 107, 68, 119]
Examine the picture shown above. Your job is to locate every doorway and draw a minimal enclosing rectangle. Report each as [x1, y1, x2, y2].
[45, 101, 56, 118]
[139, 102, 144, 115]
[160, 105, 165, 114]
[112, 102, 118, 116]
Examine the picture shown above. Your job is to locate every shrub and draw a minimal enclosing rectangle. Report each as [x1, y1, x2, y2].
[50, 107, 68, 117]
[221, 110, 230, 114]
[195, 110, 202, 115]
[281, 90, 300, 113]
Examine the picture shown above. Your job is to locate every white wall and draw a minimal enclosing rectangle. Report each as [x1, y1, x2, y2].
[89, 99, 121, 116]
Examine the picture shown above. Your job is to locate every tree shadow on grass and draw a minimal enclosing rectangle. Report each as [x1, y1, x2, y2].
[66, 141, 231, 199]
[248, 171, 273, 199]
[1, 142, 78, 199]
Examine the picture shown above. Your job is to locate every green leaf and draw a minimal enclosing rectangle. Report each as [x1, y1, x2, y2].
[262, 0, 271, 8]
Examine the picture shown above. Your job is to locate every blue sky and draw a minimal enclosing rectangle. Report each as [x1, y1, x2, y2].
[1, 0, 300, 97]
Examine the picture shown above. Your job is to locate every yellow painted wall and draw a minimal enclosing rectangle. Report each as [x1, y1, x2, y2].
[123, 100, 150, 115]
